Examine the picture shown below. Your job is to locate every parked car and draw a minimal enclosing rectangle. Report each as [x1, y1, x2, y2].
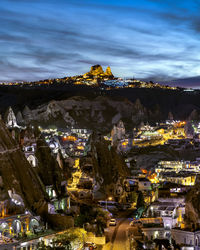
[109, 218, 117, 226]
[84, 242, 97, 249]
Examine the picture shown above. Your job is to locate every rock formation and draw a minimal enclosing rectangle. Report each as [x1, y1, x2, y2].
[0, 117, 47, 214]
[89, 65, 104, 76]
[14, 96, 148, 133]
[185, 181, 200, 229]
[184, 121, 194, 138]
[0, 118, 72, 229]
[16, 111, 24, 125]
[85, 132, 129, 199]
[4, 106, 18, 128]
[132, 99, 147, 125]
[83, 65, 114, 80]
[105, 66, 113, 77]
[111, 120, 125, 144]
[35, 136, 64, 197]
[22, 105, 32, 121]
[188, 109, 199, 121]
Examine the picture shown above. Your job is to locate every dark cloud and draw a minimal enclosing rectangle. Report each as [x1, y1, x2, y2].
[169, 76, 200, 88]
[0, 0, 200, 86]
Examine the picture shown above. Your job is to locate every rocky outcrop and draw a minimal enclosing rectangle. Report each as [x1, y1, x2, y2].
[188, 109, 199, 121]
[85, 132, 129, 199]
[105, 66, 113, 77]
[184, 121, 194, 138]
[22, 105, 32, 121]
[132, 99, 147, 124]
[14, 96, 147, 132]
[0, 119, 71, 229]
[4, 106, 18, 128]
[35, 137, 64, 197]
[89, 65, 104, 76]
[111, 120, 125, 143]
[185, 182, 200, 228]
[83, 65, 114, 80]
[0, 117, 47, 214]
[16, 111, 24, 125]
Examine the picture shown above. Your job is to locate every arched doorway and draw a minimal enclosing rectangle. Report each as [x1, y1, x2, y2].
[0, 222, 10, 238]
[196, 235, 200, 246]
[12, 220, 21, 234]
[26, 154, 37, 167]
[29, 218, 39, 232]
[0, 222, 9, 232]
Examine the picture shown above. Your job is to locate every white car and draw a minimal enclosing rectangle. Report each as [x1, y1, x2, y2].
[109, 218, 117, 226]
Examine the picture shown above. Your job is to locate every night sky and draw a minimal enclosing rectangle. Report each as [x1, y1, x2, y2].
[0, 0, 200, 87]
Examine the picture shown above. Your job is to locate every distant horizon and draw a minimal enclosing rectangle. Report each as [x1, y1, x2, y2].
[0, 64, 200, 89]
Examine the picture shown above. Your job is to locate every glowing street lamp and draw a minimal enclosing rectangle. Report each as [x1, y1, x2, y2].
[106, 196, 113, 210]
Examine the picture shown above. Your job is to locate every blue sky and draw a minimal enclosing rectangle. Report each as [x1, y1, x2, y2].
[0, 0, 200, 87]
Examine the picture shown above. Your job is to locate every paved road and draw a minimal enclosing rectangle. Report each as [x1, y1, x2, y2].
[103, 218, 132, 250]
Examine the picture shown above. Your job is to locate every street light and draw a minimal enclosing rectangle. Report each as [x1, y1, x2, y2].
[106, 196, 113, 210]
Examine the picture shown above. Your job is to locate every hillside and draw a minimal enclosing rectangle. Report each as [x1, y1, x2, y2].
[0, 118, 72, 229]
[1, 83, 200, 125]
[12, 96, 148, 132]
[0, 117, 48, 214]
[81, 132, 129, 200]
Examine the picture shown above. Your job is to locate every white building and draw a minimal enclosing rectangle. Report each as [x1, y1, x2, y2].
[142, 227, 167, 240]
[171, 228, 200, 249]
[148, 198, 185, 229]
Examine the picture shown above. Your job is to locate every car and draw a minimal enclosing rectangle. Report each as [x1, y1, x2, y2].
[84, 242, 97, 249]
[109, 218, 117, 226]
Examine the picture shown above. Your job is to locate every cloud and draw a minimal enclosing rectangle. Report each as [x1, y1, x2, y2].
[0, 0, 200, 86]
[169, 76, 200, 88]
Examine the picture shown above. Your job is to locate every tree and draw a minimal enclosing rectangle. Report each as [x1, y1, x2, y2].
[38, 228, 87, 250]
[136, 191, 145, 209]
[75, 205, 109, 236]
[95, 209, 108, 236]
[130, 191, 137, 203]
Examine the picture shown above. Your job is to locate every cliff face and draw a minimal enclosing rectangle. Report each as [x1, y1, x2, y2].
[83, 133, 129, 198]
[0, 118, 47, 214]
[15, 96, 148, 132]
[35, 137, 64, 197]
[185, 182, 200, 228]
[1, 83, 200, 121]
[0, 119, 71, 229]
[4, 106, 18, 128]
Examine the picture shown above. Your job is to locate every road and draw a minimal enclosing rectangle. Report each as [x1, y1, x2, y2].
[103, 217, 132, 250]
